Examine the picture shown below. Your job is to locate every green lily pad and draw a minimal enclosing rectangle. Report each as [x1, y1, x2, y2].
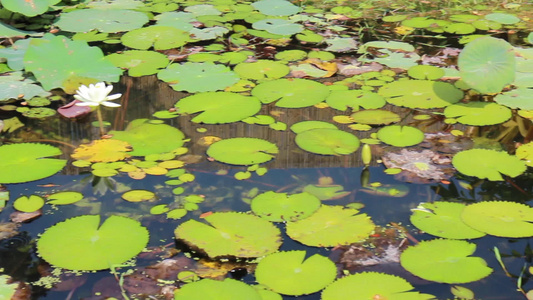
[485, 13, 520, 25]
[37, 215, 149, 270]
[207, 137, 278, 165]
[175, 92, 261, 124]
[122, 190, 156, 202]
[322, 272, 435, 300]
[55, 9, 149, 33]
[251, 79, 330, 108]
[494, 88, 533, 110]
[158, 62, 239, 93]
[290, 121, 337, 134]
[377, 125, 425, 147]
[364, 49, 420, 69]
[516, 142, 533, 167]
[400, 239, 492, 283]
[444, 23, 476, 34]
[13, 195, 44, 212]
[295, 128, 360, 155]
[252, 19, 303, 35]
[461, 201, 533, 238]
[154, 11, 196, 31]
[452, 149, 527, 181]
[325, 37, 358, 52]
[408, 65, 445, 80]
[252, 0, 300, 16]
[255, 251, 336, 296]
[358, 40, 415, 53]
[296, 30, 324, 43]
[378, 80, 463, 108]
[275, 50, 307, 61]
[109, 119, 186, 156]
[121, 25, 191, 50]
[350, 109, 400, 125]
[410, 202, 486, 239]
[234, 60, 290, 81]
[18, 107, 56, 118]
[47, 191, 84, 205]
[0, 77, 50, 101]
[472, 19, 502, 30]
[251, 191, 321, 222]
[0, 21, 38, 38]
[0, 143, 66, 184]
[0, 275, 17, 300]
[302, 185, 350, 201]
[23, 34, 122, 91]
[184, 4, 221, 16]
[189, 27, 229, 41]
[175, 212, 281, 257]
[0, 0, 60, 17]
[175, 278, 262, 300]
[286, 205, 375, 247]
[458, 37, 515, 94]
[107, 50, 168, 77]
[326, 90, 386, 111]
[444, 102, 512, 125]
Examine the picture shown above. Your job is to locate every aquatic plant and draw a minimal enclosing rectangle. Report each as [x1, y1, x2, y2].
[74, 82, 122, 135]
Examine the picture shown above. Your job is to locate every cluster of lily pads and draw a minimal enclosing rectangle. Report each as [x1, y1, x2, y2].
[1, 0, 533, 298]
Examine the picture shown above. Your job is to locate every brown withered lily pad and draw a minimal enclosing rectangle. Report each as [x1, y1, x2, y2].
[382, 149, 454, 183]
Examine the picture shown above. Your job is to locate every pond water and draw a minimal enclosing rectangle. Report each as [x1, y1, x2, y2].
[2, 0, 533, 299]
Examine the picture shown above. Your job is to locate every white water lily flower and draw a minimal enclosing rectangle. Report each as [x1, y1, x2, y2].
[74, 82, 122, 107]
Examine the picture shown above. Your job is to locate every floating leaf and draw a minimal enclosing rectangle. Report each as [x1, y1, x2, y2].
[400, 239, 492, 283]
[295, 128, 360, 155]
[461, 201, 533, 238]
[252, 79, 329, 108]
[234, 60, 290, 81]
[0, 0, 60, 17]
[408, 65, 444, 80]
[55, 9, 149, 33]
[444, 102, 511, 125]
[158, 62, 239, 93]
[252, 0, 300, 16]
[255, 251, 336, 296]
[0, 143, 66, 184]
[379, 80, 463, 108]
[122, 190, 156, 202]
[350, 109, 400, 125]
[286, 205, 375, 247]
[13, 195, 44, 212]
[302, 185, 350, 201]
[322, 272, 435, 300]
[207, 137, 278, 165]
[37, 215, 149, 270]
[410, 202, 485, 239]
[485, 13, 520, 25]
[516, 142, 533, 167]
[24, 35, 122, 91]
[458, 37, 515, 93]
[452, 149, 526, 181]
[175, 278, 262, 300]
[0, 76, 50, 101]
[47, 192, 84, 205]
[175, 212, 281, 257]
[358, 40, 415, 53]
[252, 19, 303, 35]
[109, 119, 186, 156]
[251, 191, 321, 222]
[326, 90, 386, 111]
[154, 11, 196, 31]
[494, 88, 533, 111]
[71, 139, 132, 162]
[175, 92, 261, 124]
[121, 25, 191, 50]
[377, 125, 424, 147]
[290, 121, 337, 134]
[107, 50, 168, 77]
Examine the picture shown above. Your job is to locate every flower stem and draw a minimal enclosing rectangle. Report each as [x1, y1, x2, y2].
[96, 106, 105, 136]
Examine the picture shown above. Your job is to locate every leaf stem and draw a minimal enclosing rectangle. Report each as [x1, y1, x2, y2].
[96, 106, 105, 136]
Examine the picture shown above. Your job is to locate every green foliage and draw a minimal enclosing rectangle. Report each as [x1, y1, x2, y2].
[0, 275, 16, 300]
[326, 90, 386, 111]
[452, 149, 526, 181]
[175, 278, 263, 300]
[251, 191, 321, 222]
[121, 25, 191, 50]
[444, 102, 512, 125]
[23, 34, 122, 91]
[461, 201, 533, 238]
[286, 205, 375, 247]
[410, 202, 486, 239]
[407, 65, 444, 80]
[379, 80, 463, 108]
[174, 212, 281, 257]
[495, 88, 533, 110]
[207, 137, 278, 165]
[234, 60, 290, 81]
[55, 9, 149, 33]
[0, 73, 50, 101]
[458, 37, 515, 93]
[1, 0, 60, 17]
[377, 125, 425, 147]
[13, 195, 44, 212]
[400, 239, 492, 283]
[37, 215, 149, 271]
[322, 272, 435, 300]
[290, 121, 337, 133]
[251, 0, 300, 16]
[252, 78, 330, 108]
[295, 128, 360, 155]
[255, 251, 336, 296]
[350, 109, 400, 125]
[109, 119, 186, 156]
[107, 50, 168, 77]
[252, 19, 303, 35]
[158, 62, 239, 93]
[0, 143, 66, 184]
[46, 191, 84, 205]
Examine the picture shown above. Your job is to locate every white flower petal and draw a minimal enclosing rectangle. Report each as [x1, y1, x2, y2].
[105, 93, 122, 100]
[75, 102, 98, 106]
[101, 101, 121, 107]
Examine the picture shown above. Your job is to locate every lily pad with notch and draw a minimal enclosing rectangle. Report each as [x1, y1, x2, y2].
[255, 251, 336, 296]
[326, 90, 386, 111]
[46, 191, 84, 205]
[234, 60, 290, 81]
[400, 239, 492, 284]
[461, 201, 533, 238]
[175, 92, 261, 124]
[37, 215, 149, 271]
[444, 102, 511, 126]
[251, 0, 300, 16]
[252, 78, 330, 108]
[55, 9, 149, 33]
[175, 278, 263, 300]
[107, 50, 168, 77]
[207, 137, 278, 165]
[290, 121, 337, 134]
[158, 62, 239, 93]
[252, 19, 303, 35]
[251, 191, 321, 222]
[452, 149, 526, 181]
[175, 212, 281, 257]
[350, 109, 400, 125]
[121, 25, 191, 50]
[377, 125, 425, 147]
[494, 88, 533, 111]
[295, 128, 360, 155]
[378, 80, 463, 109]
